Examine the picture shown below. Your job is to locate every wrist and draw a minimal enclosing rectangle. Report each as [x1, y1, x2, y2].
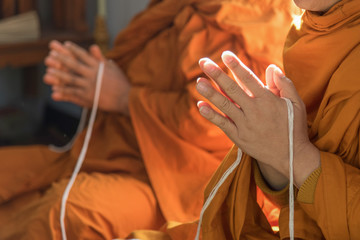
[257, 161, 289, 191]
[293, 142, 321, 187]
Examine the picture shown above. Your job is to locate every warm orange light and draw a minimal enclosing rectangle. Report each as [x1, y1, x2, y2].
[292, 13, 303, 30]
[257, 187, 280, 231]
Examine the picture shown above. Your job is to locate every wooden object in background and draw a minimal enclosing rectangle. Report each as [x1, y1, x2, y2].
[53, 0, 88, 33]
[1, 0, 36, 18]
[94, 16, 109, 54]
[69, 0, 88, 33]
[52, 0, 65, 29]
[0, 11, 40, 44]
[18, 0, 36, 13]
[0, 30, 93, 68]
[1, 0, 16, 18]
[0, 0, 93, 68]
[0, 0, 93, 99]
[94, 0, 109, 54]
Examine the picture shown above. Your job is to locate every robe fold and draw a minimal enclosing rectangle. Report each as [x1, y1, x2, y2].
[0, 0, 293, 239]
[108, 0, 294, 223]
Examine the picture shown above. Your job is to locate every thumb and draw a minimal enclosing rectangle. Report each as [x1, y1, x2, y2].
[90, 44, 106, 61]
[265, 64, 280, 96]
[272, 66, 302, 105]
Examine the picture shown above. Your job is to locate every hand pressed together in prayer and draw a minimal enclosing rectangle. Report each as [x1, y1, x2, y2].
[43, 40, 131, 115]
[196, 51, 321, 188]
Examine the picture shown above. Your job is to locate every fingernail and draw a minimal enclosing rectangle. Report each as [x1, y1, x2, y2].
[203, 61, 216, 73]
[199, 58, 207, 64]
[222, 51, 235, 64]
[50, 50, 58, 57]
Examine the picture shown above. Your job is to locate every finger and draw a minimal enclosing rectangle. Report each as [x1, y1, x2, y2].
[43, 72, 61, 86]
[52, 91, 88, 107]
[221, 51, 265, 98]
[90, 44, 106, 61]
[49, 40, 73, 57]
[52, 86, 89, 107]
[47, 68, 87, 87]
[65, 41, 98, 67]
[265, 64, 280, 96]
[197, 101, 238, 138]
[272, 68, 302, 105]
[199, 58, 251, 111]
[196, 77, 244, 121]
[44, 56, 62, 70]
[50, 50, 92, 78]
[48, 40, 75, 72]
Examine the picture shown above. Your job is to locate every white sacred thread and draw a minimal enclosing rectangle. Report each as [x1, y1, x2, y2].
[60, 62, 105, 240]
[284, 98, 294, 240]
[195, 98, 295, 240]
[195, 149, 243, 240]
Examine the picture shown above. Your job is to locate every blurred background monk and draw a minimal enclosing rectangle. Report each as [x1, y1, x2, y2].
[0, 0, 294, 239]
[126, 0, 360, 239]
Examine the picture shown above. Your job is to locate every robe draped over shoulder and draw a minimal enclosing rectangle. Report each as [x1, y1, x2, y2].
[106, 0, 294, 222]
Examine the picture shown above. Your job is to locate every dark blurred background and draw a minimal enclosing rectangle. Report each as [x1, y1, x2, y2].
[0, 0, 148, 146]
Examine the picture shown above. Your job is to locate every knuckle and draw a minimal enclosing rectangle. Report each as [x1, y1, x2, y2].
[219, 97, 231, 111]
[224, 81, 239, 95]
[211, 68, 222, 79]
[217, 118, 228, 131]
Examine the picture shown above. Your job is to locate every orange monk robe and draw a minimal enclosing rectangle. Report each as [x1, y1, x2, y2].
[199, 0, 360, 239]
[107, 0, 294, 223]
[152, 0, 360, 239]
[129, 0, 360, 239]
[277, 0, 360, 238]
[0, 0, 291, 239]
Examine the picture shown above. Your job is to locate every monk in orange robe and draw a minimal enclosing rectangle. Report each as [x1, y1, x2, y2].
[0, 0, 293, 239]
[126, 0, 360, 239]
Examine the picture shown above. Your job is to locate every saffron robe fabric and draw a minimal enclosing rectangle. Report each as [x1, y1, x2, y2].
[129, 0, 360, 239]
[0, 0, 293, 239]
[199, 0, 360, 238]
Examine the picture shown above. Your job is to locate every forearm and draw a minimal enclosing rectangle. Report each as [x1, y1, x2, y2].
[291, 142, 321, 188]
